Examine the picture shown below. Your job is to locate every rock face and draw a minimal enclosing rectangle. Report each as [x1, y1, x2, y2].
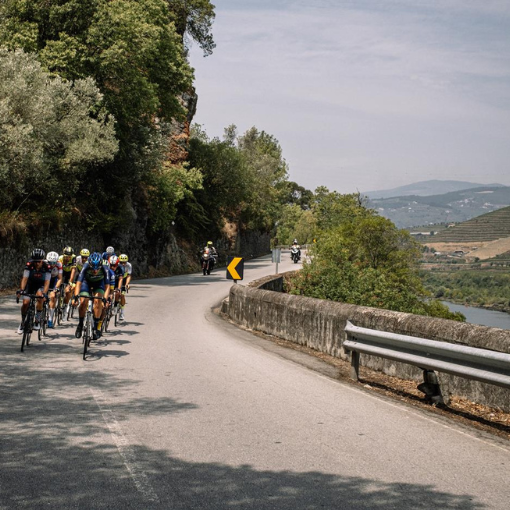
[167, 89, 198, 164]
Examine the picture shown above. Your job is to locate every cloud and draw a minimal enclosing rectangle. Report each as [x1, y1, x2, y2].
[191, 1, 510, 193]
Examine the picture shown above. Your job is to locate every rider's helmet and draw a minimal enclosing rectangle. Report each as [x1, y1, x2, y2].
[109, 255, 119, 268]
[293, 239, 298, 245]
[31, 248, 46, 261]
[46, 251, 59, 265]
[63, 246, 73, 256]
[119, 254, 128, 263]
[88, 252, 102, 270]
[80, 248, 90, 257]
[106, 246, 115, 255]
[207, 241, 213, 246]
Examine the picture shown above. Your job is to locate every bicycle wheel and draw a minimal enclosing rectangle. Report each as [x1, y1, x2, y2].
[22, 309, 33, 350]
[83, 316, 90, 359]
[56, 293, 63, 325]
[103, 307, 111, 333]
[21, 314, 30, 352]
[41, 305, 48, 338]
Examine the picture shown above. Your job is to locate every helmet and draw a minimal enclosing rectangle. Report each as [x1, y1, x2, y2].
[119, 254, 128, 262]
[293, 239, 298, 244]
[47, 251, 59, 264]
[63, 246, 73, 255]
[106, 246, 115, 255]
[102, 259, 110, 267]
[110, 255, 119, 268]
[80, 248, 90, 257]
[207, 241, 213, 246]
[31, 248, 46, 261]
[88, 252, 102, 270]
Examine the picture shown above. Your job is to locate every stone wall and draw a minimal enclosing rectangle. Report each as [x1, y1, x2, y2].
[226, 274, 510, 412]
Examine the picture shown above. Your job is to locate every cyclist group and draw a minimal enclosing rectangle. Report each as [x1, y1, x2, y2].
[16, 246, 133, 342]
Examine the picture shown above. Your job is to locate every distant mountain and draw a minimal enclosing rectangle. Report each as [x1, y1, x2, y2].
[364, 180, 504, 200]
[368, 186, 510, 228]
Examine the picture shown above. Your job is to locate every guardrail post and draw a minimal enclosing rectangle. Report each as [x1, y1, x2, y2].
[347, 330, 360, 381]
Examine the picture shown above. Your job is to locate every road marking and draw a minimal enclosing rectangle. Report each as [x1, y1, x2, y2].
[91, 389, 160, 503]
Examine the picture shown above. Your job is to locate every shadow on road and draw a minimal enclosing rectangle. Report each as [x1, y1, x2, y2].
[0, 359, 485, 509]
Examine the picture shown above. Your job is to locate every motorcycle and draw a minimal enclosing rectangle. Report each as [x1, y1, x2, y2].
[201, 248, 217, 275]
[290, 246, 301, 263]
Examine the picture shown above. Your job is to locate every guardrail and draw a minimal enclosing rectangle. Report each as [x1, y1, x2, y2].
[343, 320, 510, 404]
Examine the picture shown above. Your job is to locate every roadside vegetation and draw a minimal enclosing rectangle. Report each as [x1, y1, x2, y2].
[281, 191, 464, 320]
[421, 270, 510, 312]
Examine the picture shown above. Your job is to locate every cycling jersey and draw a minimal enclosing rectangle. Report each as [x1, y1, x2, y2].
[120, 262, 132, 276]
[75, 255, 88, 272]
[59, 254, 76, 283]
[47, 261, 63, 289]
[77, 263, 110, 297]
[23, 260, 51, 294]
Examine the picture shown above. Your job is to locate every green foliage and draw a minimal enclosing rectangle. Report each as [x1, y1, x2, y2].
[276, 204, 316, 245]
[184, 124, 291, 237]
[421, 270, 510, 310]
[146, 163, 203, 233]
[237, 127, 289, 231]
[0, 0, 193, 137]
[168, 0, 216, 56]
[0, 48, 118, 213]
[286, 192, 463, 320]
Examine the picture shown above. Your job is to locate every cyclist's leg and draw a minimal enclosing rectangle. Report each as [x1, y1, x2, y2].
[120, 286, 127, 320]
[76, 281, 91, 338]
[92, 286, 105, 339]
[33, 287, 45, 330]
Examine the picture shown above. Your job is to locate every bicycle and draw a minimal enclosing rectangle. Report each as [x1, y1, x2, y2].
[79, 296, 105, 360]
[102, 297, 113, 334]
[16, 293, 46, 352]
[54, 286, 65, 326]
[38, 298, 49, 341]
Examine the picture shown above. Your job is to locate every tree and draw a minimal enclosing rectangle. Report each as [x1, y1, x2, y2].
[167, 0, 216, 56]
[0, 0, 193, 137]
[0, 48, 118, 215]
[237, 127, 289, 231]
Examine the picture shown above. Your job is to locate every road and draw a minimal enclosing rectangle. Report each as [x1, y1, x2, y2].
[1, 253, 509, 509]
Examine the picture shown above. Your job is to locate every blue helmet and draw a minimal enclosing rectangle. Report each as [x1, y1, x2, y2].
[89, 252, 102, 270]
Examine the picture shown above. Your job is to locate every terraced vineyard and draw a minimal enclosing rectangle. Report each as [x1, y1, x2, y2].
[431, 206, 510, 243]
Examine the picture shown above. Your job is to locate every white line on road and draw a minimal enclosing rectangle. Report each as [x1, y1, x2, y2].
[91, 389, 160, 503]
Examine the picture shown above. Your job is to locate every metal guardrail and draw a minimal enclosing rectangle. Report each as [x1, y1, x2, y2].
[343, 320, 510, 402]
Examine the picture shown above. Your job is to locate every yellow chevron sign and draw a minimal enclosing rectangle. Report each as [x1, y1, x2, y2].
[226, 256, 244, 280]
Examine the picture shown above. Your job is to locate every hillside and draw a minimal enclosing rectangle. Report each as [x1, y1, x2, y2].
[431, 206, 510, 243]
[368, 186, 510, 228]
[364, 180, 504, 199]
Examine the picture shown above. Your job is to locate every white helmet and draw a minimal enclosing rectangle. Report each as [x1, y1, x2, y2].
[106, 246, 115, 254]
[47, 251, 59, 264]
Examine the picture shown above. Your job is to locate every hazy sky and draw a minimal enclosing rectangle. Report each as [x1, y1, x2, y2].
[189, 0, 510, 194]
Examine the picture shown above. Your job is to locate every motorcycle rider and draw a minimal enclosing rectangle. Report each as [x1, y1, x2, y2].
[291, 239, 301, 262]
[200, 241, 218, 274]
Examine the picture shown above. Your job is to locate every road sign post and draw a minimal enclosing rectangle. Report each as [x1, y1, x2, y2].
[272, 248, 281, 274]
[226, 256, 244, 282]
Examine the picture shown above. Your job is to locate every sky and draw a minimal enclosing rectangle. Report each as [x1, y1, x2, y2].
[189, 0, 510, 194]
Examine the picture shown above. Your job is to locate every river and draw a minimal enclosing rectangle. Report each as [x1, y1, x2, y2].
[442, 301, 510, 330]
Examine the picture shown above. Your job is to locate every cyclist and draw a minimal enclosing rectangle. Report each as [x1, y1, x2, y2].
[98, 255, 123, 329]
[59, 246, 77, 319]
[119, 254, 132, 321]
[46, 251, 63, 328]
[75, 248, 90, 273]
[16, 249, 51, 333]
[73, 252, 110, 340]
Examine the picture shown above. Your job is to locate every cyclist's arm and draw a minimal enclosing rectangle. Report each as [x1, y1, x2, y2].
[56, 272, 63, 289]
[69, 267, 77, 284]
[74, 281, 82, 298]
[19, 275, 28, 292]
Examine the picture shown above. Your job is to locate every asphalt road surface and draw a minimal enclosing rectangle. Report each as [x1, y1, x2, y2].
[1, 253, 509, 509]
